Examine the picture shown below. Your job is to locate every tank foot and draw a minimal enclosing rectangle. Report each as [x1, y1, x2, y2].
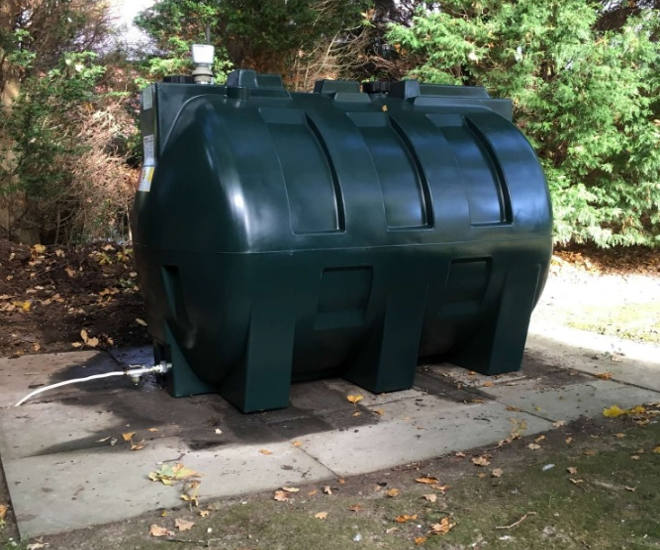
[162, 324, 216, 397]
[344, 281, 427, 393]
[452, 265, 541, 375]
[220, 303, 296, 413]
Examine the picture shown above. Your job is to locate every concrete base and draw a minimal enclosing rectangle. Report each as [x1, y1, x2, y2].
[1, 330, 659, 538]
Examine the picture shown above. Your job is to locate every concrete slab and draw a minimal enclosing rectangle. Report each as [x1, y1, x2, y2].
[482, 379, 660, 422]
[5, 437, 334, 538]
[1, 338, 659, 539]
[297, 399, 553, 476]
[526, 327, 660, 392]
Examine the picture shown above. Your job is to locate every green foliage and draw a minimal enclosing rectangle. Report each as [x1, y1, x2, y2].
[388, 1, 660, 247]
[0, 49, 106, 240]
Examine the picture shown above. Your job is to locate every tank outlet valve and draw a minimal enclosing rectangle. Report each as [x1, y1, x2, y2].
[192, 44, 214, 85]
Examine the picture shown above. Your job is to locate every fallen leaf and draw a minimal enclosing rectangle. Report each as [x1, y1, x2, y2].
[214, 428, 222, 435]
[148, 463, 200, 485]
[534, 435, 546, 443]
[552, 420, 566, 428]
[625, 486, 637, 492]
[323, 485, 333, 495]
[431, 484, 449, 494]
[567, 466, 578, 475]
[21, 300, 31, 312]
[584, 449, 596, 456]
[307, 489, 318, 497]
[352, 411, 362, 417]
[135, 318, 148, 327]
[615, 433, 626, 439]
[149, 524, 173, 537]
[482, 381, 494, 387]
[122, 432, 136, 441]
[395, 514, 417, 523]
[27, 543, 48, 550]
[281, 486, 300, 493]
[430, 517, 455, 535]
[569, 478, 584, 485]
[386, 488, 399, 497]
[415, 476, 439, 485]
[32, 342, 41, 352]
[630, 455, 640, 461]
[175, 518, 194, 531]
[259, 449, 273, 455]
[471, 455, 491, 466]
[414, 536, 428, 545]
[65, 267, 76, 278]
[130, 441, 145, 451]
[653, 446, 660, 454]
[292, 440, 302, 447]
[629, 405, 646, 415]
[147, 427, 159, 432]
[603, 405, 627, 418]
[273, 490, 289, 502]
[314, 511, 328, 520]
[385, 527, 398, 534]
[506, 406, 521, 412]
[422, 493, 437, 503]
[0, 504, 7, 520]
[71, 342, 83, 348]
[565, 437, 573, 445]
[348, 504, 362, 512]
[374, 409, 385, 416]
[199, 510, 210, 518]
[491, 468, 503, 478]
[33, 244, 46, 254]
[347, 394, 364, 405]
[455, 452, 466, 458]
[527, 443, 541, 451]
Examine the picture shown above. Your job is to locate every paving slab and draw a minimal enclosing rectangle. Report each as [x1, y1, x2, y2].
[1, 338, 659, 539]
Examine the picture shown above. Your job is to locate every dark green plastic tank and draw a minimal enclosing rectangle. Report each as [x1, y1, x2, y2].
[133, 69, 552, 413]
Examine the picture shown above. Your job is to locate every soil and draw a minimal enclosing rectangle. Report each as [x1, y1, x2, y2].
[0, 239, 149, 357]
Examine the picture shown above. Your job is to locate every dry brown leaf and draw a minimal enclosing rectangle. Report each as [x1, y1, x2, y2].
[615, 433, 626, 439]
[415, 476, 439, 485]
[527, 443, 541, 451]
[347, 394, 364, 405]
[569, 478, 584, 485]
[199, 510, 210, 518]
[596, 372, 613, 380]
[584, 449, 597, 456]
[625, 486, 637, 492]
[414, 536, 428, 545]
[630, 455, 640, 461]
[307, 489, 318, 496]
[491, 468, 503, 478]
[175, 518, 195, 532]
[314, 511, 328, 520]
[281, 486, 300, 493]
[0, 504, 8, 520]
[33, 244, 46, 254]
[431, 484, 449, 494]
[565, 437, 573, 444]
[352, 411, 362, 417]
[130, 441, 145, 451]
[455, 451, 466, 458]
[482, 381, 494, 387]
[259, 449, 273, 455]
[292, 440, 302, 447]
[506, 406, 521, 412]
[348, 504, 362, 512]
[147, 427, 159, 433]
[567, 466, 578, 475]
[386, 488, 399, 497]
[422, 493, 437, 503]
[652, 446, 660, 454]
[122, 432, 135, 441]
[322, 485, 333, 495]
[534, 435, 546, 443]
[71, 342, 83, 348]
[552, 420, 566, 428]
[385, 527, 399, 534]
[471, 455, 491, 466]
[374, 409, 385, 416]
[149, 524, 173, 537]
[430, 517, 455, 535]
[394, 514, 417, 523]
[273, 490, 289, 502]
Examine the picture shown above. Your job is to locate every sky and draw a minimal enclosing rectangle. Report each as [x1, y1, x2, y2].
[109, 0, 156, 47]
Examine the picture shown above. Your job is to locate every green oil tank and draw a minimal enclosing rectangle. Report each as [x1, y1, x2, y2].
[133, 69, 552, 413]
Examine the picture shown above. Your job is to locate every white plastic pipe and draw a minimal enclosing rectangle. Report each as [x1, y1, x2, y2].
[14, 364, 171, 407]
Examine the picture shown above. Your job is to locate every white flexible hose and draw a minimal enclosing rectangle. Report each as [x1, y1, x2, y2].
[14, 364, 171, 407]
